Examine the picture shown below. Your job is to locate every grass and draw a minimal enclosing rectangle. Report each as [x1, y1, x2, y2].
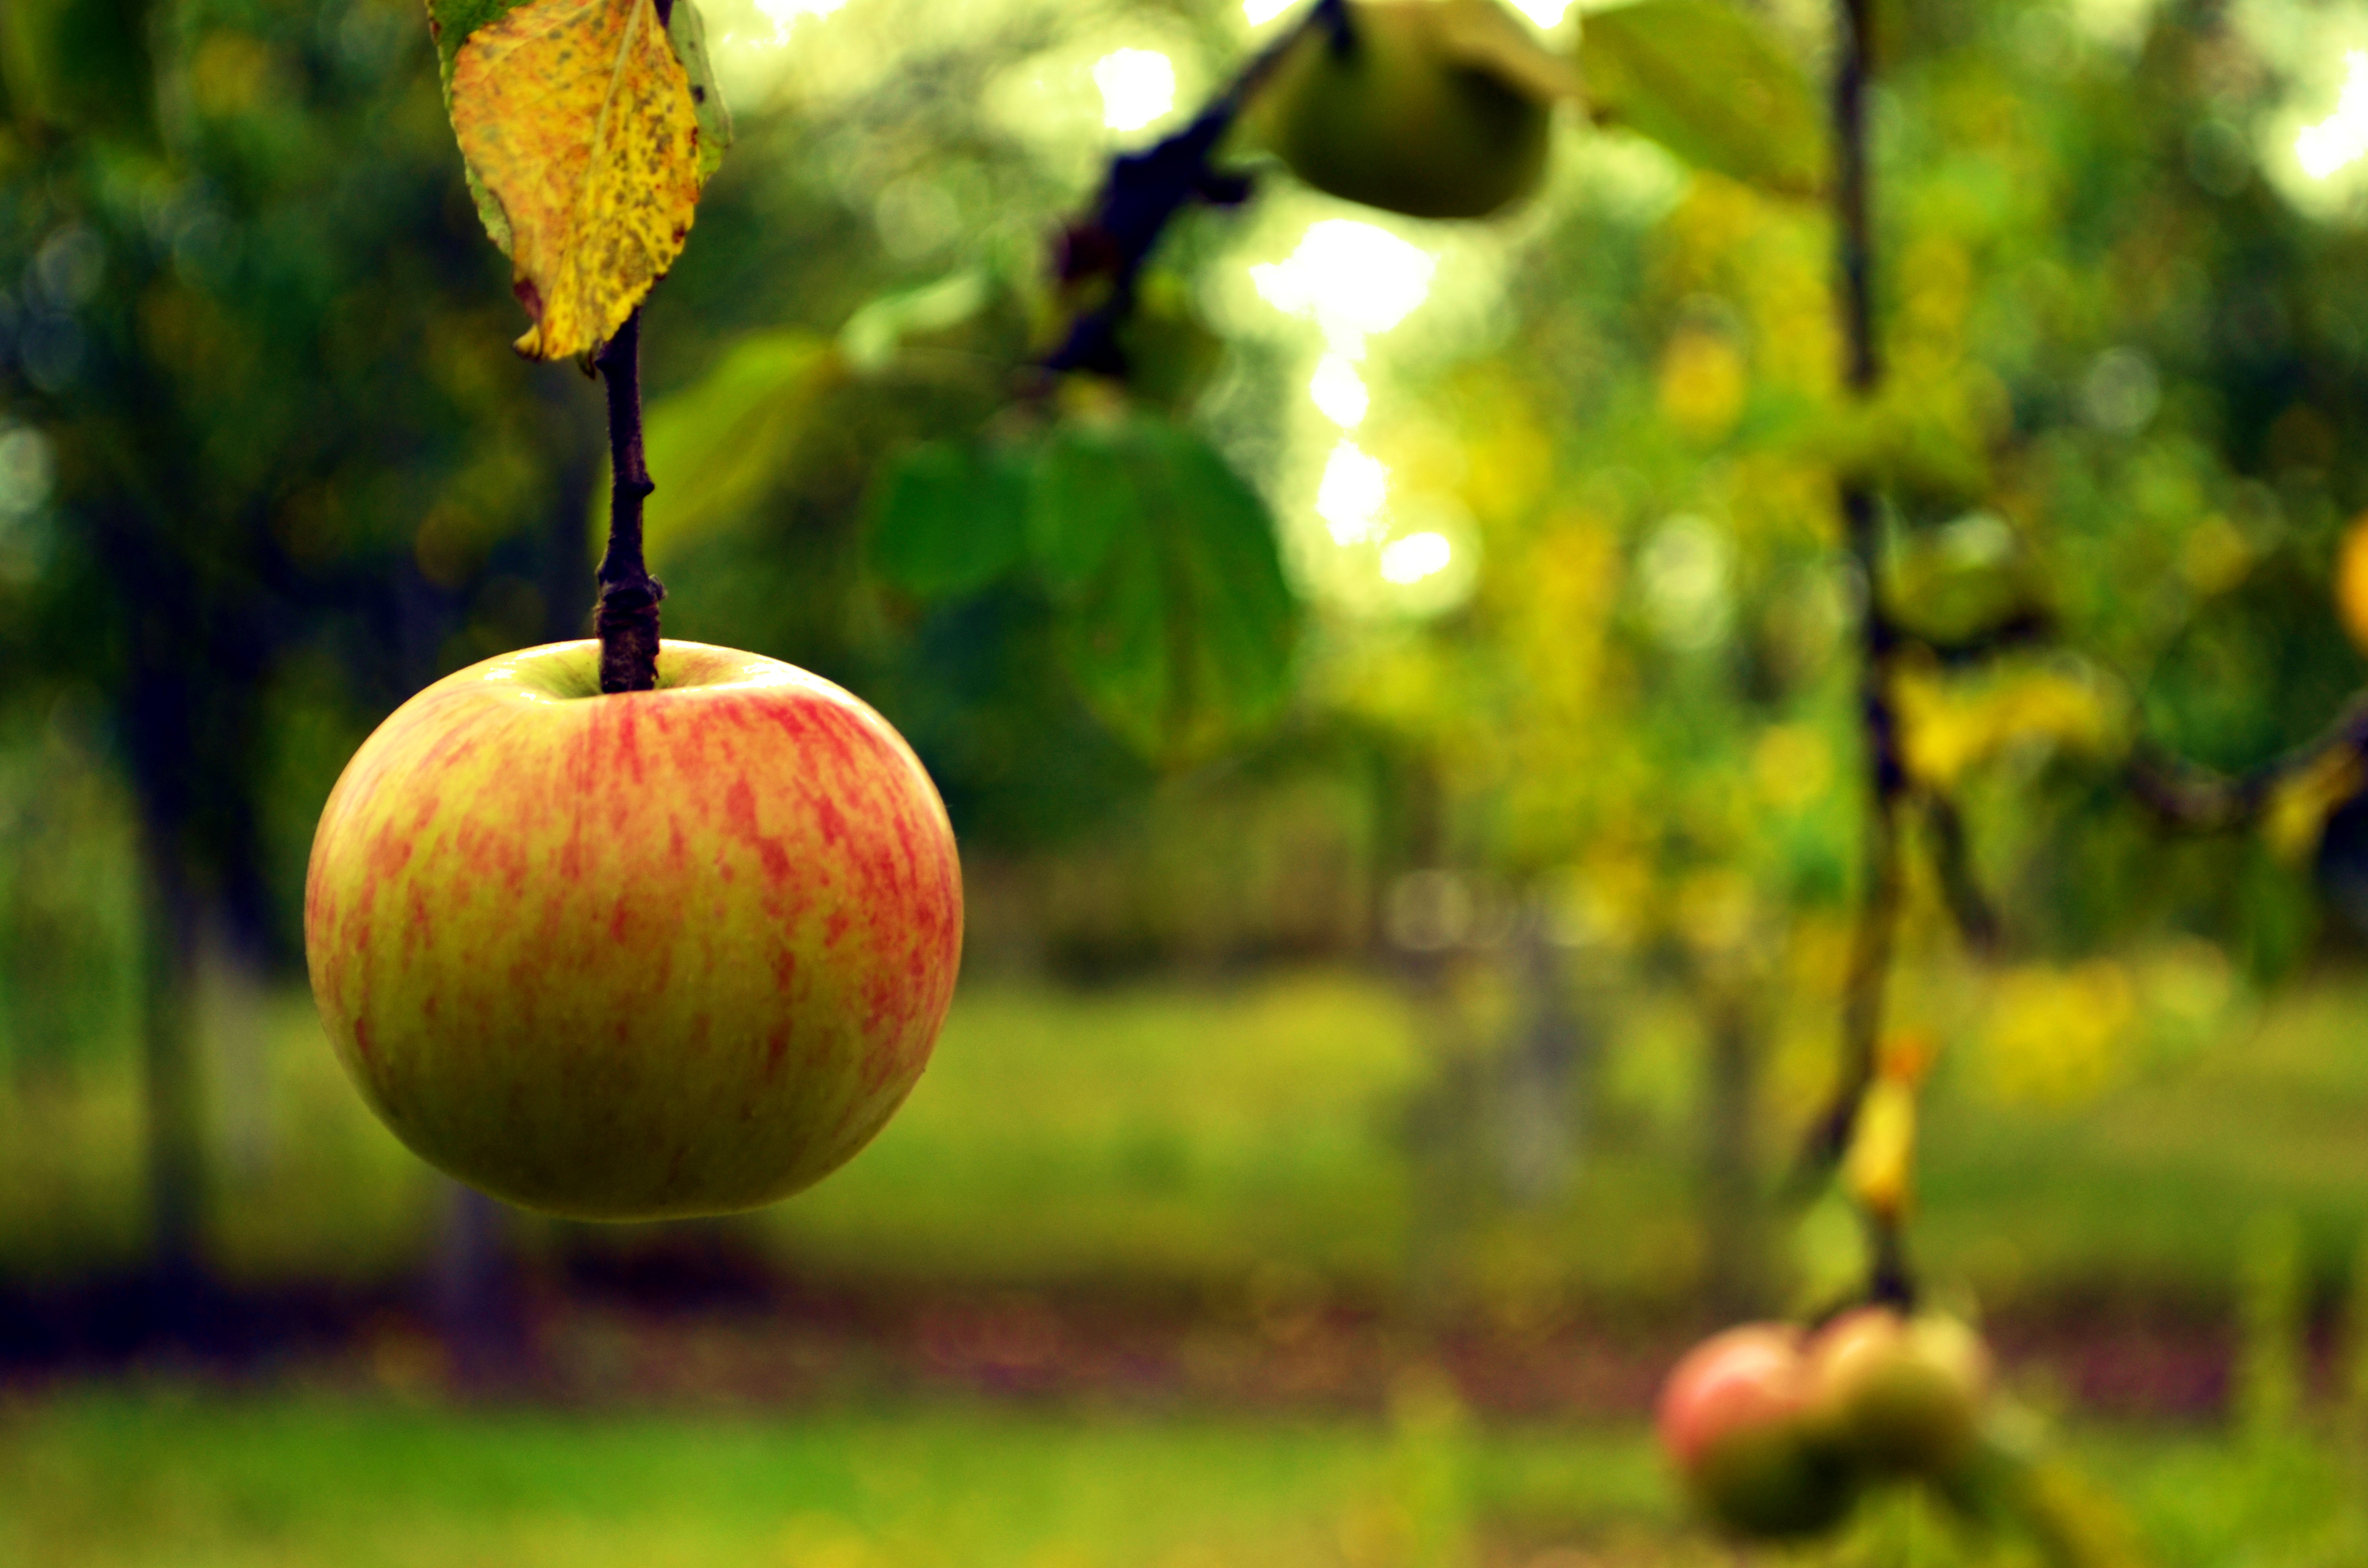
[9, 1384, 2368, 1567]
[16, 962, 2368, 1314]
[0, 1386, 1497, 1568]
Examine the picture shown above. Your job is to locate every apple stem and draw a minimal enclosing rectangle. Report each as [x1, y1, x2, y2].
[593, 307, 664, 694]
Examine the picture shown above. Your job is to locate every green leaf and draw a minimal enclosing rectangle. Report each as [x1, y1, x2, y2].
[625, 329, 841, 567]
[0, 0, 158, 147]
[869, 440, 1030, 599]
[667, 0, 732, 184]
[1579, 0, 1825, 197]
[1025, 419, 1299, 763]
[1026, 430, 1134, 600]
[839, 271, 992, 375]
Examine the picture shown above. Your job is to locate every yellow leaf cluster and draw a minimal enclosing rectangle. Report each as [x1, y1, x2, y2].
[451, 0, 703, 360]
[1894, 663, 2119, 789]
[1655, 328, 1747, 443]
[1980, 960, 2137, 1107]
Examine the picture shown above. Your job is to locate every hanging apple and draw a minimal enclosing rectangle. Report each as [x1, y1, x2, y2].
[1243, 0, 1576, 220]
[305, 640, 962, 1220]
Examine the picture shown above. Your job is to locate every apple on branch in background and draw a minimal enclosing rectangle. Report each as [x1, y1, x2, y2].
[1244, 0, 1577, 221]
[303, 639, 962, 1221]
[1808, 1307, 1992, 1479]
[1656, 1322, 1861, 1540]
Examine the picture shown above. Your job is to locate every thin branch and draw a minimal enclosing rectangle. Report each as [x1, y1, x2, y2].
[1039, 0, 1343, 378]
[2129, 696, 2368, 831]
[1824, 0, 1898, 1149]
[1799, 0, 1917, 1307]
[1925, 791, 2004, 956]
[1891, 607, 2057, 669]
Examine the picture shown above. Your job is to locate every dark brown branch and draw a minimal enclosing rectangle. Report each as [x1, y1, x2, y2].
[1039, 0, 1341, 378]
[1797, 0, 1916, 1308]
[1824, 0, 1898, 1154]
[1837, 0, 1878, 401]
[1893, 607, 2057, 669]
[2129, 697, 2368, 831]
[1925, 791, 2004, 956]
[593, 309, 665, 693]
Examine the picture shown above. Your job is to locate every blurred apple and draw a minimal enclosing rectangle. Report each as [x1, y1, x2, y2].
[1657, 1322, 1861, 1540]
[304, 640, 962, 1220]
[1245, 0, 1574, 220]
[1809, 1307, 1991, 1477]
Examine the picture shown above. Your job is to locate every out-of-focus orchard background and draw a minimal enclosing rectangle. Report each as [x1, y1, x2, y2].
[17, 0, 2368, 1562]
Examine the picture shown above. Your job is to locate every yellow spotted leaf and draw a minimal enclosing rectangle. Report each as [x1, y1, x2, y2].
[450, 0, 702, 360]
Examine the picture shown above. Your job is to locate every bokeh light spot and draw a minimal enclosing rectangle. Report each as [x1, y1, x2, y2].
[1379, 531, 1452, 585]
[2297, 50, 2368, 178]
[1094, 49, 1175, 132]
[1308, 353, 1369, 428]
[1317, 441, 1389, 544]
[755, 0, 846, 45]
[1251, 220, 1437, 352]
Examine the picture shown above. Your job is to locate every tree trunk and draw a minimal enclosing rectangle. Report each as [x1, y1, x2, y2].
[136, 813, 206, 1302]
[1499, 898, 1588, 1208]
[432, 1180, 532, 1392]
[1699, 976, 1765, 1321]
[425, 364, 593, 1390]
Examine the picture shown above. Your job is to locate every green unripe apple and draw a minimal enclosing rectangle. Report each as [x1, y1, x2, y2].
[1244, 0, 1574, 221]
[1658, 1323, 1862, 1540]
[1809, 1308, 1991, 1478]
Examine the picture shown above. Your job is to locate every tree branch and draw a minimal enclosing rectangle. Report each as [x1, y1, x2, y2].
[2129, 696, 2368, 831]
[1039, 0, 1342, 378]
[1925, 790, 2004, 956]
[1800, 0, 1919, 1307]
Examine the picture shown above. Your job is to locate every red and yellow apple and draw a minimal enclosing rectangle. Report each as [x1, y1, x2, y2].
[1808, 1308, 1991, 1478]
[304, 640, 962, 1220]
[1657, 1322, 1860, 1540]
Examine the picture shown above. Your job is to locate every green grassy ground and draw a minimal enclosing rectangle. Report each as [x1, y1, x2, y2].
[12, 964, 2368, 1313]
[6, 1386, 2368, 1568]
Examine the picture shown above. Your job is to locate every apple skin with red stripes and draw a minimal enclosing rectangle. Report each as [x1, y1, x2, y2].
[303, 640, 962, 1220]
[1657, 1323, 1860, 1540]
